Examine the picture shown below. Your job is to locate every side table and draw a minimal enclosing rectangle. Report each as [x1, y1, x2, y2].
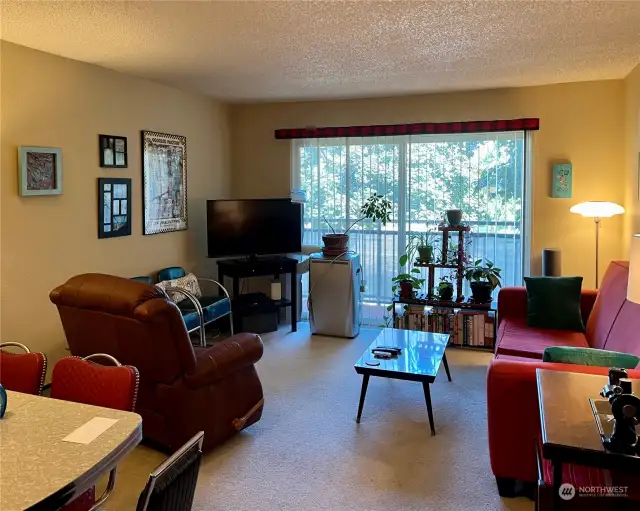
[537, 369, 640, 509]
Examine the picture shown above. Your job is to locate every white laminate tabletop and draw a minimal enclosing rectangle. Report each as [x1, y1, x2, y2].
[0, 391, 142, 511]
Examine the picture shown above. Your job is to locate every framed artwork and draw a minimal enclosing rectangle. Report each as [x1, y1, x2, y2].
[99, 134, 128, 168]
[18, 146, 62, 196]
[141, 130, 187, 235]
[98, 178, 131, 238]
[551, 163, 572, 198]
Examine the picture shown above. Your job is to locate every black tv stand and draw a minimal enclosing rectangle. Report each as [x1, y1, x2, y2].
[217, 255, 298, 332]
[242, 255, 288, 264]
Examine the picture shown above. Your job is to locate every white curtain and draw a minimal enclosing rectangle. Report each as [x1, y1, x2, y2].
[294, 132, 527, 325]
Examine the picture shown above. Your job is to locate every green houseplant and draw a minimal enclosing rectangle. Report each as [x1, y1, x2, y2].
[392, 270, 425, 299]
[323, 193, 392, 252]
[389, 250, 426, 300]
[400, 230, 439, 266]
[436, 274, 455, 301]
[464, 258, 502, 303]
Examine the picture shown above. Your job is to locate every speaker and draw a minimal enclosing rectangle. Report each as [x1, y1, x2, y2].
[542, 248, 562, 276]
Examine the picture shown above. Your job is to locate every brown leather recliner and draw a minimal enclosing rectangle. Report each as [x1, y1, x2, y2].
[50, 273, 264, 452]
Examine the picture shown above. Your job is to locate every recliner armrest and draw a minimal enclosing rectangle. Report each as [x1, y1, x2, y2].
[184, 333, 263, 388]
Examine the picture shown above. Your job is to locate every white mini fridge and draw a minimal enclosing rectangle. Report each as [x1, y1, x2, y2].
[309, 253, 361, 338]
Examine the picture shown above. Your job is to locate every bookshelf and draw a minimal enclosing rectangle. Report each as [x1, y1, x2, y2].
[390, 300, 497, 350]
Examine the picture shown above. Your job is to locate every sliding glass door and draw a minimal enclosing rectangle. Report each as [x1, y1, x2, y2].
[294, 131, 527, 324]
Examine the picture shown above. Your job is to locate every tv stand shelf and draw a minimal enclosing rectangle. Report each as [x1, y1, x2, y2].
[217, 256, 298, 333]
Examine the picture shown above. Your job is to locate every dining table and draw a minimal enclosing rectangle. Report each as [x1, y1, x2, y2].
[0, 390, 142, 511]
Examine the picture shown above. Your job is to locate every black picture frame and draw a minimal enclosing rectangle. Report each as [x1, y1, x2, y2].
[99, 134, 128, 168]
[98, 178, 131, 239]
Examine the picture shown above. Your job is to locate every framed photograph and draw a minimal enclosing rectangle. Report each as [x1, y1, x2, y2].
[551, 163, 572, 198]
[19, 146, 62, 196]
[141, 130, 187, 235]
[99, 134, 128, 168]
[98, 177, 131, 238]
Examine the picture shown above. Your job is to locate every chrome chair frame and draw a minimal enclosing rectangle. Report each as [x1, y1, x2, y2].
[0, 341, 31, 353]
[158, 279, 234, 347]
[81, 353, 129, 511]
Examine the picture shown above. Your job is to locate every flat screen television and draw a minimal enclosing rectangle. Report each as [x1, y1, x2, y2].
[207, 199, 302, 258]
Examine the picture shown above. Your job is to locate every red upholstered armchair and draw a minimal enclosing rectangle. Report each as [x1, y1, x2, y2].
[50, 273, 265, 453]
[0, 342, 47, 395]
[51, 354, 140, 511]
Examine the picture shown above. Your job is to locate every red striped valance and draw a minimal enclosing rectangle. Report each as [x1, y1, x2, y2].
[275, 118, 539, 139]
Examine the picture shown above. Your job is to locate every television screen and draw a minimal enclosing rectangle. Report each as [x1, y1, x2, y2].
[207, 199, 302, 258]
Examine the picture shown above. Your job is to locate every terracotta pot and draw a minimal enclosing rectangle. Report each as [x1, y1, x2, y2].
[446, 209, 463, 226]
[470, 281, 493, 303]
[399, 280, 414, 298]
[322, 234, 349, 251]
[417, 246, 433, 263]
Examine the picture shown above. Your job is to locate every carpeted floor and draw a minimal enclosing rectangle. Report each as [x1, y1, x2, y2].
[104, 324, 534, 510]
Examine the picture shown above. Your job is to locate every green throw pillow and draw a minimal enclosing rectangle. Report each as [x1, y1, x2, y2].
[524, 276, 584, 331]
[543, 346, 640, 369]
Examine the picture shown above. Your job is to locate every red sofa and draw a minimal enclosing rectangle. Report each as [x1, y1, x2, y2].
[487, 261, 640, 498]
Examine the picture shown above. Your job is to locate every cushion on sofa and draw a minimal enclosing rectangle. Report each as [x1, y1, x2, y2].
[524, 276, 585, 331]
[542, 346, 640, 369]
[495, 317, 589, 359]
[585, 261, 629, 349]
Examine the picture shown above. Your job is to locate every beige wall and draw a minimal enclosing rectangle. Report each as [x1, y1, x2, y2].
[0, 42, 230, 368]
[230, 80, 626, 284]
[624, 63, 640, 253]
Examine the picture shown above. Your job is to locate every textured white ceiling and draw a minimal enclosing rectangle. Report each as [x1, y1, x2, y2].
[2, 0, 640, 102]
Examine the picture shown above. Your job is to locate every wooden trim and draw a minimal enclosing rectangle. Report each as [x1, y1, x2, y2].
[232, 398, 264, 430]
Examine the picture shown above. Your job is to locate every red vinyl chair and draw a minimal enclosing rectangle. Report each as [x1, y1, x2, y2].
[0, 342, 47, 395]
[51, 354, 139, 511]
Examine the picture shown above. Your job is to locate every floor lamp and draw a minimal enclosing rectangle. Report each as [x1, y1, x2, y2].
[570, 201, 624, 289]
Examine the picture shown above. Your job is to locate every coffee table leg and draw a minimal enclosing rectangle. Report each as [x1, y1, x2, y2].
[442, 352, 452, 382]
[422, 382, 436, 436]
[356, 374, 370, 423]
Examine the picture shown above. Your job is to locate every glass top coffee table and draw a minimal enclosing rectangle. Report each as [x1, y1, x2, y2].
[354, 328, 451, 435]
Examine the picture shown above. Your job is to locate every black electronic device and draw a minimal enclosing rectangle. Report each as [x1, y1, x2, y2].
[374, 346, 402, 355]
[372, 347, 402, 359]
[594, 368, 640, 454]
[207, 199, 302, 258]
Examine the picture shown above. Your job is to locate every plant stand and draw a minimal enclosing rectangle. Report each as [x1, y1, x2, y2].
[415, 225, 470, 301]
[390, 225, 497, 351]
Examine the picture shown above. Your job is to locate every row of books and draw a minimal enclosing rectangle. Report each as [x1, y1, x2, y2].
[394, 306, 495, 347]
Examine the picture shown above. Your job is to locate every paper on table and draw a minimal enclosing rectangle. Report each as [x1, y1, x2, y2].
[62, 417, 119, 444]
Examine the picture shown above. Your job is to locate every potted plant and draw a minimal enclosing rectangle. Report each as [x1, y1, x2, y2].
[322, 193, 392, 253]
[436, 274, 454, 301]
[390, 252, 426, 298]
[464, 258, 502, 303]
[391, 271, 425, 298]
[400, 230, 439, 266]
[446, 209, 463, 226]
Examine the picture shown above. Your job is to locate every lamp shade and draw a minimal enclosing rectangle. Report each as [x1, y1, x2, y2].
[628, 234, 640, 304]
[570, 201, 625, 218]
